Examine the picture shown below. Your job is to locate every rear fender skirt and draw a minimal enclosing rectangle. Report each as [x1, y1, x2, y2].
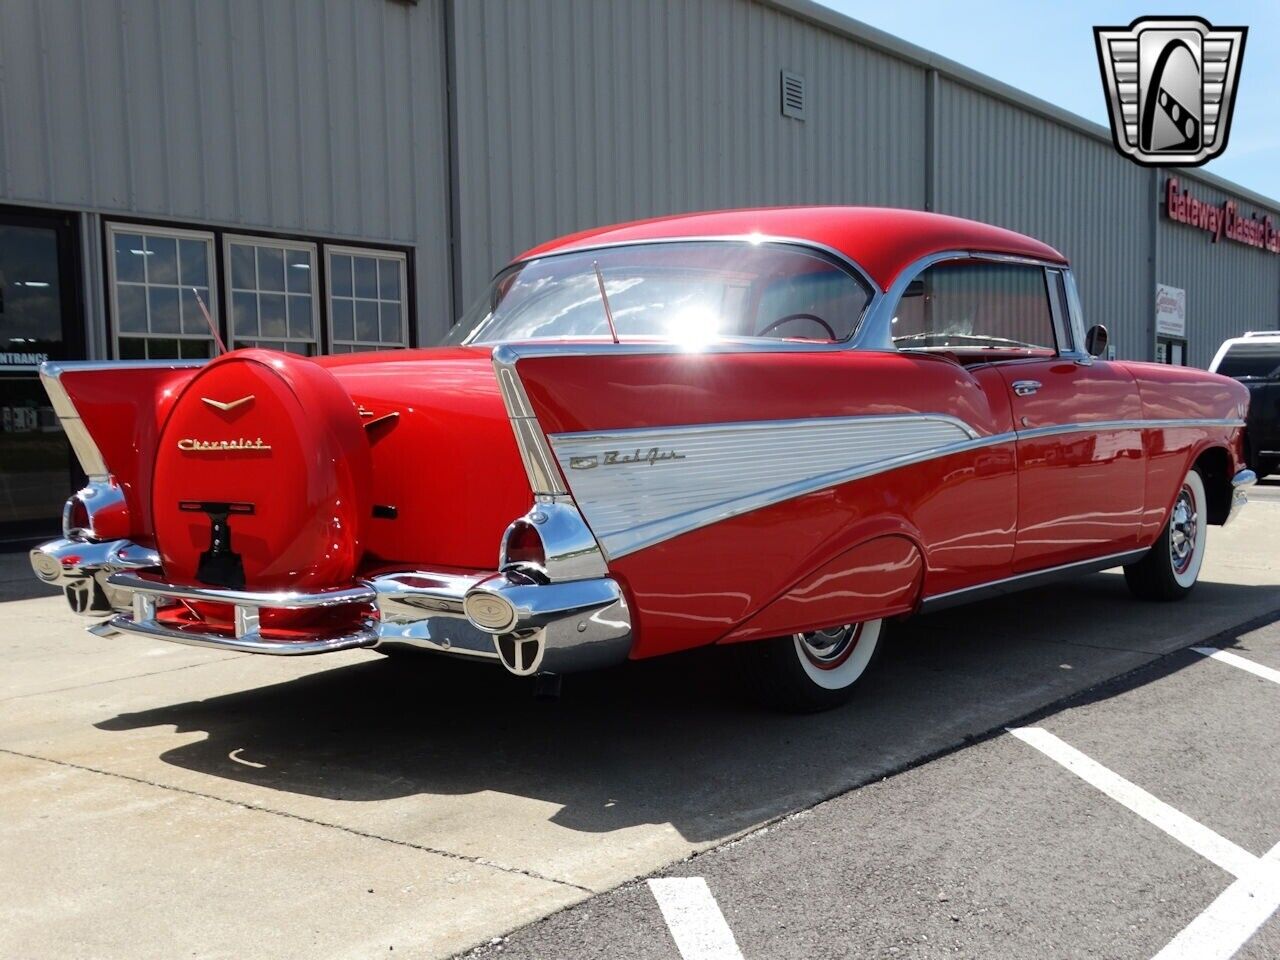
[720, 534, 924, 644]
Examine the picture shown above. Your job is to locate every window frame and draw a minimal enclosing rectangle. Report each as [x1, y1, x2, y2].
[454, 240, 876, 346]
[223, 233, 321, 354]
[887, 255, 1070, 360]
[102, 216, 417, 357]
[105, 221, 219, 360]
[325, 244, 410, 352]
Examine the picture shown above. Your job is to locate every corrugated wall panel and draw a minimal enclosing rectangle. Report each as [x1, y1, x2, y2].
[934, 79, 1151, 360]
[0, 0, 453, 342]
[1157, 174, 1280, 369]
[450, 0, 927, 304]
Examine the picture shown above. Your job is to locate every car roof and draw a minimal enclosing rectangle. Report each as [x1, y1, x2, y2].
[516, 206, 1068, 290]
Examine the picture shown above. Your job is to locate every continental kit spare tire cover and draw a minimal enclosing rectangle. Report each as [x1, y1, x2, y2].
[152, 349, 372, 590]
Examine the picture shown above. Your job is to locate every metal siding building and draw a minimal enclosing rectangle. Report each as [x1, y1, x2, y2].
[1, 0, 1278, 537]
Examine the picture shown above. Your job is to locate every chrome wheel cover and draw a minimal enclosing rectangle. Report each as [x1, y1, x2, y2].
[1169, 484, 1198, 575]
[796, 623, 862, 670]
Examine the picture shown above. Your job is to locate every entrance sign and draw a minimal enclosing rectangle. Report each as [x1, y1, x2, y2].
[1156, 284, 1187, 337]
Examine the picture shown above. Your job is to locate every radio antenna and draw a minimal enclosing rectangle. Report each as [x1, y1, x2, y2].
[191, 287, 227, 355]
[592, 260, 621, 344]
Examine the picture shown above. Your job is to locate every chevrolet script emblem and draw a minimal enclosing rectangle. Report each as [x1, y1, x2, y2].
[178, 437, 272, 452]
[202, 395, 254, 412]
[1095, 17, 1247, 167]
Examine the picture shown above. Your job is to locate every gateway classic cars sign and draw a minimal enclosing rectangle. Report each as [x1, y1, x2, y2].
[1165, 177, 1280, 254]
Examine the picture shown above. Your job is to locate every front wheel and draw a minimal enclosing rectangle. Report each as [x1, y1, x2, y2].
[1123, 466, 1206, 601]
[736, 620, 884, 713]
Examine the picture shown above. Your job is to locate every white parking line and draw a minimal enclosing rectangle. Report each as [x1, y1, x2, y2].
[1008, 727, 1257, 877]
[1192, 647, 1280, 686]
[1010, 727, 1280, 960]
[1152, 841, 1280, 960]
[649, 877, 746, 960]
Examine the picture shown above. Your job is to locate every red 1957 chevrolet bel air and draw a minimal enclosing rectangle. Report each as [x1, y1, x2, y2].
[30, 207, 1256, 711]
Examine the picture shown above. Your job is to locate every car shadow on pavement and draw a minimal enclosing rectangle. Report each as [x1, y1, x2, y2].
[95, 574, 1279, 843]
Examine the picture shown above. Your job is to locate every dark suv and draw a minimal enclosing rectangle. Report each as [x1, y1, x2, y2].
[1211, 332, 1280, 477]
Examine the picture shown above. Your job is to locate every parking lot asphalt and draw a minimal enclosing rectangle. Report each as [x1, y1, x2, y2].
[478, 617, 1280, 960]
[1, 497, 1277, 959]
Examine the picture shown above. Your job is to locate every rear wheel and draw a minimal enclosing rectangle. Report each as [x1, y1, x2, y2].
[737, 620, 883, 713]
[1124, 467, 1206, 601]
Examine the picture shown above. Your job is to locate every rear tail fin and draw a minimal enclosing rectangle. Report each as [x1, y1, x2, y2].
[41, 360, 204, 540]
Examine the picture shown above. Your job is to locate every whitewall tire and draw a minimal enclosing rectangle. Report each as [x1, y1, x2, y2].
[737, 620, 884, 712]
[1124, 466, 1206, 601]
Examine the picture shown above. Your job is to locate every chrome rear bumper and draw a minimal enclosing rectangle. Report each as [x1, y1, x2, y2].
[29, 537, 632, 673]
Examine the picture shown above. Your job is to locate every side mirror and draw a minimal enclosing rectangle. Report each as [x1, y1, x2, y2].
[1085, 324, 1109, 358]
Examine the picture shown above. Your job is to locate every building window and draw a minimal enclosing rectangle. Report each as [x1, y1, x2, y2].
[326, 246, 408, 352]
[225, 236, 319, 355]
[107, 223, 217, 359]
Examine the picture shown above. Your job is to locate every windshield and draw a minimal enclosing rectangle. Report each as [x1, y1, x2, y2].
[445, 241, 874, 346]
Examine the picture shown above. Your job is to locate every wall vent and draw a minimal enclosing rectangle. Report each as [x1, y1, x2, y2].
[780, 70, 806, 120]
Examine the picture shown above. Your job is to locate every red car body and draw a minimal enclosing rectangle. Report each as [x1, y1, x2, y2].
[30, 208, 1255, 703]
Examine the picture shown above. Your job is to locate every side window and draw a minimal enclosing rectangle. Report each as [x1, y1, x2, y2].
[755, 260, 872, 341]
[893, 261, 1059, 355]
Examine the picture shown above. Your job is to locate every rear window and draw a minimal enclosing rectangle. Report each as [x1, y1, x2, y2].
[447, 241, 873, 346]
[1215, 345, 1280, 379]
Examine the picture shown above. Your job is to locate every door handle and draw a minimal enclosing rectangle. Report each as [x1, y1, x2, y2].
[1012, 380, 1042, 397]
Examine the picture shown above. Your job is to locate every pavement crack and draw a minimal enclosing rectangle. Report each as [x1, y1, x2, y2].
[0, 746, 594, 895]
[0, 656, 247, 704]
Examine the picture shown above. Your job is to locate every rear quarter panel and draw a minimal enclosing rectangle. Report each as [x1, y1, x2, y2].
[514, 349, 1018, 658]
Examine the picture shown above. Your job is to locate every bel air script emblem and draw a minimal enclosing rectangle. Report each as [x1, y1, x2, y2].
[178, 437, 273, 453]
[570, 447, 685, 470]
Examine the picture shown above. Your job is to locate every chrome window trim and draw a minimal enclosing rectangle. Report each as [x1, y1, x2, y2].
[857, 249, 1077, 355]
[462, 235, 884, 349]
[1059, 269, 1094, 364]
[39, 359, 206, 478]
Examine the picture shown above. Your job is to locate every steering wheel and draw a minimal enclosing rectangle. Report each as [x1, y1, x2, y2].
[757, 312, 837, 340]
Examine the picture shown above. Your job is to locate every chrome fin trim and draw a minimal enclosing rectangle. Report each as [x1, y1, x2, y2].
[39, 360, 206, 478]
[549, 414, 993, 559]
[491, 345, 568, 497]
[548, 413, 1248, 560]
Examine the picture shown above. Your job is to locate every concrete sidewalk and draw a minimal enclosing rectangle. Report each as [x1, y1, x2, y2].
[1, 505, 1277, 959]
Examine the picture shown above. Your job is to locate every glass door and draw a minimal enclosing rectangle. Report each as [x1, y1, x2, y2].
[0, 206, 84, 543]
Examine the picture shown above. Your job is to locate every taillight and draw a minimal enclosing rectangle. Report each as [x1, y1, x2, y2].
[62, 478, 131, 541]
[64, 496, 91, 537]
[502, 519, 546, 569]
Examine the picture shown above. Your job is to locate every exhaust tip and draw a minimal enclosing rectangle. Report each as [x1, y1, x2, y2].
[495, 632, 545, 676]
